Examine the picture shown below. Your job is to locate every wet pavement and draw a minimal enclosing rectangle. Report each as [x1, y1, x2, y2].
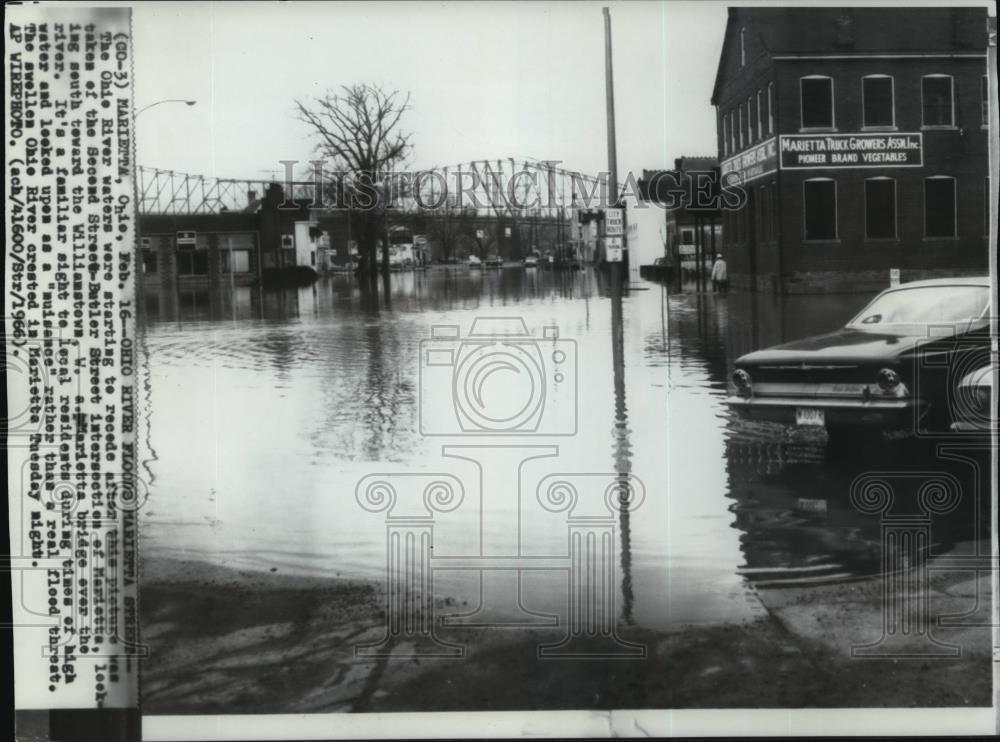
[137, 268, 993, 711]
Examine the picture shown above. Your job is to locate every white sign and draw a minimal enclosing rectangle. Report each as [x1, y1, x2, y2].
[606, 236, 623, 262]
[890, 268, 900, 287]
[605, 208, 624, 236]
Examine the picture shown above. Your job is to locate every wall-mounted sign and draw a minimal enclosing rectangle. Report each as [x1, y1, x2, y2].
[779, 133, 923, 170]
[721, 137, 778, 184]
[605, 208, 624, 236]
[606, 236, 623, 262]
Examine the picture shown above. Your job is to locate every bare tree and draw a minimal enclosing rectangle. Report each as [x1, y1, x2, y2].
[469, 218, 497, 260]
[425, 202, 476, 262]
[295, 84, 412, 283]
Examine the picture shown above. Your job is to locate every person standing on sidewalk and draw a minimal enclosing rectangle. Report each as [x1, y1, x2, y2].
[711, 253, 728, 293]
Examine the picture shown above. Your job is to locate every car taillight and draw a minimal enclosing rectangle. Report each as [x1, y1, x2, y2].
[732, 368, 752, 396]
[876, 367, 908, 397]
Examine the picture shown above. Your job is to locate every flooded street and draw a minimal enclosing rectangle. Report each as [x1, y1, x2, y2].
[138, 269, 989, 636]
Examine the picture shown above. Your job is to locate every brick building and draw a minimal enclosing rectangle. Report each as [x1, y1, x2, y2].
[139, 184, 315, 290]
[650, 158, 723, 278]
[712, 6, 991, 293]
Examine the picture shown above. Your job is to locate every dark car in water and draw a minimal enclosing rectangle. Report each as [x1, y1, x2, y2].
[727, 277, 992, 444]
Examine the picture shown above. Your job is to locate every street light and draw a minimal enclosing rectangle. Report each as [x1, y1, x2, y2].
[136, 98, 197, 116]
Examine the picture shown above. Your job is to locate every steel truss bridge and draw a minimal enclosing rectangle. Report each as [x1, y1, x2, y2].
[137, 158, 619, 220]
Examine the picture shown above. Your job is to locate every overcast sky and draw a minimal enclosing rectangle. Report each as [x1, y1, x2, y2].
[132, 1, 728, 182]
[132, 0, 993, 184]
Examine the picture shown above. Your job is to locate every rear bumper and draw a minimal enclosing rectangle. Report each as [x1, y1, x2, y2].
[727, 395, 921, 427]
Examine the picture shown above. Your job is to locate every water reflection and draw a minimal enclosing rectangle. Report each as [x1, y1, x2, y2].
[137, 272, 987, 633]
[609, 275, 635, 625]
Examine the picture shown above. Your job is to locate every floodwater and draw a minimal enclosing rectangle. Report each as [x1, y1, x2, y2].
[137, 268, 988, 632]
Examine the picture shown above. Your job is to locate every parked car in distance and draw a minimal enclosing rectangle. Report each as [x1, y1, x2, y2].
[950, 365, 994, 433]
[468, 255, 482, 268]
[727, 277, 991, 444]
[524, 256, 539, 268]
[485, 255, 503, 268]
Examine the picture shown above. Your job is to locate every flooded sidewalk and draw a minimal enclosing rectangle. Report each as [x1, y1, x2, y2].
[137, 273, 994, 712]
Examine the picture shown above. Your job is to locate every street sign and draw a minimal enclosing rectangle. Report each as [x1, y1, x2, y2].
[605, 208, 624, 236]
[606, 236, 623, 262]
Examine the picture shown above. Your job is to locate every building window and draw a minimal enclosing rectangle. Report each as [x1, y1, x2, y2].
[924, 176, 956, 238]
[769, 180, 778, 239]
[139, 237, 156, 274]
[767, 82, 774, 134]
[759, 185, 769, 242]
[800, 76, 834, 130]
[756, 90, 763, 140]
[922, 75, 954, 127]
[985, 177, 991, 237]
[740, 27, 746, 67]
[864, 178, 896, 239]
[738, 105, 744, 149]
[982, 76, 990, 128]
[680, 228, 694, 246]
[223, 249, 252, 274]
[747, 97, 753, 143]
[730, 111, 736, 153]
[722, 115, 729, 156]
[803, 178, 837, 240]
[862, 75, 894, 129]
[176, 250, 209, 276]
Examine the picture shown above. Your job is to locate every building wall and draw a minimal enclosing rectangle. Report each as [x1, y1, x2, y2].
[714, 7, 990, 293]
[774, 58, 989, 292]
[257, 185, 312, 269]
[139, 213, 260, 289]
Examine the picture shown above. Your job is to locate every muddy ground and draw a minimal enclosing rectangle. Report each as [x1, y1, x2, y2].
[139, 557, 992, 714]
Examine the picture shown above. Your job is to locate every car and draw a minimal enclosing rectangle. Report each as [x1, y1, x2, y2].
[524, 256, 539, 268]
[468, 255, 482, 268]
[484, 255, 503, 268]
[949, 365, 994, 433]
[727, 277, 991, 444]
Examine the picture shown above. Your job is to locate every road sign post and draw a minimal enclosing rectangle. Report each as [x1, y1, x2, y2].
[604, 207, 624, 262]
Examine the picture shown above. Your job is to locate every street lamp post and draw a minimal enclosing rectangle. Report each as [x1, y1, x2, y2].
[136, 98, 197, 117]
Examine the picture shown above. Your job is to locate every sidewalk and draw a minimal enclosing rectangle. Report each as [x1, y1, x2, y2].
[139, 556, 992, 713]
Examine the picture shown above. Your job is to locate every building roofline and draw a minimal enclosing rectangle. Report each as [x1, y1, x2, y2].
[711, 8, 739, 106]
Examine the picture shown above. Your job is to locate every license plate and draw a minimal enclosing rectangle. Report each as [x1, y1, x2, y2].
[795, 407, 825, 427]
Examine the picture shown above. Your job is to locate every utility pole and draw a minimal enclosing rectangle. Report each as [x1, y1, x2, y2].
[603, 6, 624, 286]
